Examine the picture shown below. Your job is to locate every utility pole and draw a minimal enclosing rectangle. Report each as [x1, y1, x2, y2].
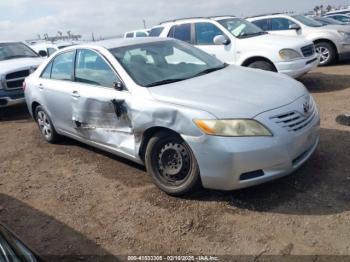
[143, 19, 147, 29]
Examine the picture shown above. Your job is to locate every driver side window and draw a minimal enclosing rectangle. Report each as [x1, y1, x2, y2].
[75, 49, 119, 88]
[195, 22, 225, 45]
[271, 18, 298, 31]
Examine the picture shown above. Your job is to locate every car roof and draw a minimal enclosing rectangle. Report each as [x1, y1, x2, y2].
[160, 15, 236, 25]
[326, 14, 350, 17]
[0, 41, 24, 44]
[247, 13, 294, 20]
[72, 37, 171, 50]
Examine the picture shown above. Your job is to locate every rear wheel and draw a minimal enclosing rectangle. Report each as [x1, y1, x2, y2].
[315, 42, 336, 66]
[35, 106, 59, 143]
[247, 60, 276, 72]
[145, 131, 201, 196]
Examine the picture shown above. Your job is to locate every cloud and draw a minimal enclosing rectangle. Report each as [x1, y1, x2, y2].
[0, 0, 349, 41]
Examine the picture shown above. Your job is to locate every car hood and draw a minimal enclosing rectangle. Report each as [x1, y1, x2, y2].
[149, 66, 308, 119]
[0, 57, 44, 74]
[241, 33, 312, 49]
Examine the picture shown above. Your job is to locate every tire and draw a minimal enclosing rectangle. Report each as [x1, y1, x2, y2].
[145, 131, 201, 196]
[247, 60, 276, 72]
[315, 42, 336, 66]
[34, 106, 59, 143]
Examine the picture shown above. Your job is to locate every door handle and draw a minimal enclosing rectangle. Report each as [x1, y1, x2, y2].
[72, 91, 80, 98]
[38, 83, 44, 90]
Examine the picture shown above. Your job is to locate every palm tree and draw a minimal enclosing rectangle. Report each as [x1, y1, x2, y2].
[314, 6, 320, 15]
[326, 5, 332, 12]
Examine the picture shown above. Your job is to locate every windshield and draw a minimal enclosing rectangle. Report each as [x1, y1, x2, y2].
[292, 15, 324, 27]
[0, 43, 38, 61]
[315, 17, 341, 25]
[218, 18, 266, 38]
[110, 40, 226, 87]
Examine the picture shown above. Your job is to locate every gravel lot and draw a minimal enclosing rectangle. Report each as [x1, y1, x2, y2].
[0, 63, 350, 259]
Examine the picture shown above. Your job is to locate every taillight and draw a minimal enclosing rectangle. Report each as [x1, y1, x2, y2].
[22, 81, 27, 91]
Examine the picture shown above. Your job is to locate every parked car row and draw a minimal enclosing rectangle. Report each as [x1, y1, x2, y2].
[30, 41, 77, 57]
[247, 13, 350, 66]
[324, 14, 350, 24]
[156, 16, 319, 78]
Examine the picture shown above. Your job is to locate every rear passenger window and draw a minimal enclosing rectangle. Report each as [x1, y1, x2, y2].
[51, 51, 75, 81]
[252, 19, 270, 31]
[126, 33, 133, 38]
[135, 32, 148, 37]
[271, 18, 298, 31]
[41, 62, 53, 79]
[75, 49, 118, 88]
[168, 24, 191, 43]
[195, 22, 225, 45]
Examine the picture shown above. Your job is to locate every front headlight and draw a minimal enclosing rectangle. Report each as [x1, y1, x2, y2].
[194, 119, 273, 137]
[279, 49, 302, 61]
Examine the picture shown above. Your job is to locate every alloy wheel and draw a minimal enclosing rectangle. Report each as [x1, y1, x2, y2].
[316, 46, 330, 65]
[37, 110, 53, 140]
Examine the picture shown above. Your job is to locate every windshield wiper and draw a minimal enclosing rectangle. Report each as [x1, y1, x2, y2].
[145, 64, 228, 87]
[4, 55, 38, 60]
[145, 78, 188, 87]
[191, 64, 228, 78]
[238, 31, 267, 39]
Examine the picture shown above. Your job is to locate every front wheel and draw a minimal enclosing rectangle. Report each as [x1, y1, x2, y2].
[145, 131, 201, 196]
[247, 61, 276, 72]
[315, 42, 336, 66]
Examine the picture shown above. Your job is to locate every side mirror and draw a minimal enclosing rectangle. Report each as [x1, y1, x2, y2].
[213, 35, 231, 45]
[38, 50, 48, 57]
[114, 81, 125, 91]
[289, 24, 301, 31]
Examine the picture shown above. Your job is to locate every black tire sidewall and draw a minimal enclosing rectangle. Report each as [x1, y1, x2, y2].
[34, 106, 58, 143]
[316, 42, 336, 66]
[145, 131, 200, 196]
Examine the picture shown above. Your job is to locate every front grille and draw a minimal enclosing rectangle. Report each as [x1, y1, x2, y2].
[4, 69, 30, 90]
[271, 98, 316, 132]
[301, 44, 315, 57]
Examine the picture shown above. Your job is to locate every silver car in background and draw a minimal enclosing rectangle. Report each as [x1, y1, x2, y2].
[24, 38, 320, 195]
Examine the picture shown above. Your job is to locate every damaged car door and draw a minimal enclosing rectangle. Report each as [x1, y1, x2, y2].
[71, 49, 135, 157]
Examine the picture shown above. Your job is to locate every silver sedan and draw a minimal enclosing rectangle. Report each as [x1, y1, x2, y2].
[24, 38, 320, 195]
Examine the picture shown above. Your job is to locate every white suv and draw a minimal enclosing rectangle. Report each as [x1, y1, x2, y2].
[156, 16, 318, 78]
[247, 14, 350, 65]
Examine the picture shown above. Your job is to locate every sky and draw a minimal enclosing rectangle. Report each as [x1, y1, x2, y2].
[0, 0, 349, 41]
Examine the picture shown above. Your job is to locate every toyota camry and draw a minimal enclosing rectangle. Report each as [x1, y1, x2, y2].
[24, 38, 320, 195]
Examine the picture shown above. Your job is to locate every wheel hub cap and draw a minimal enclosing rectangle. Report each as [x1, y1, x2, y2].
[37, 111, 52, 139]
[316, 46, 330, 64]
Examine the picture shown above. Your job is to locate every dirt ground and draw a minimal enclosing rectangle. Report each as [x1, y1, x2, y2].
[0, 62, 350, 259]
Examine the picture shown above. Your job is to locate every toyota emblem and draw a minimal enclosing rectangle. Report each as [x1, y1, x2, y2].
[303, 101, 310, 114]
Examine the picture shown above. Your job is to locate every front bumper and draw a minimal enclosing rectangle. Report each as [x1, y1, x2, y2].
[275, 56, 319, 78]
[184, 98, 320, 191]
[0, 89, 25, 108]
